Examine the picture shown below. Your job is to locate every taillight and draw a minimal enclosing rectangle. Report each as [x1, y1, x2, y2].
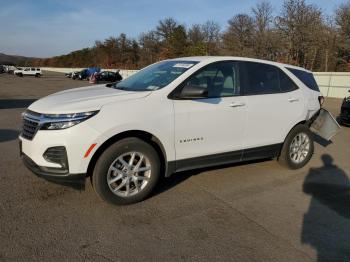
[318, 96, 324, 107]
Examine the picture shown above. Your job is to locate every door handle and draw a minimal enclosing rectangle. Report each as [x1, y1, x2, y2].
[288, 98, 299, 102]
[229, 102, 246, 107]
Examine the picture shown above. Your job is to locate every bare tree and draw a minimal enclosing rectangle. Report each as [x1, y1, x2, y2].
[187, 24, 206, 55]
[201, 21, 221, 55]
[335, 3, 350, 71]
[223, 14, 255, 56]
[251, 1, 276, 59]
[139, 31, 161, 65]
[275, 0, 323, 69]
[188, 24, 205, 45]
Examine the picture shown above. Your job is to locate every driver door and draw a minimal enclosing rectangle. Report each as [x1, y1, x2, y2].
[173, 61, 247, 169]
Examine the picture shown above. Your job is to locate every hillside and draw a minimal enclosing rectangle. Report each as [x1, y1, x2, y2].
[0, 53, 36, 66]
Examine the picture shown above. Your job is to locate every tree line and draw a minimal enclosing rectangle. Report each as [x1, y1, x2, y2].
[33, 0, 350, 72]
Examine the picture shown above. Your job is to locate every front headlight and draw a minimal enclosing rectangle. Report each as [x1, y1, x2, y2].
[40, 111, 99, 130]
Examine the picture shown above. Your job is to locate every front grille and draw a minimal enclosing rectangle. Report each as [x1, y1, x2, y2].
[22, 117, 40, 140]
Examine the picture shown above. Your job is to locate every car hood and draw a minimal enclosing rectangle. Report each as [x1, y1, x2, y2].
[29, 84, 151, 114]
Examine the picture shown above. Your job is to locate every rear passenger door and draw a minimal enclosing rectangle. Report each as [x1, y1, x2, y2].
[239, 61, 304, 153]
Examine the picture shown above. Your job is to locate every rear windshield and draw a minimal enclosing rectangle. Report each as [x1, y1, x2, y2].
[287, 68, 320, 92]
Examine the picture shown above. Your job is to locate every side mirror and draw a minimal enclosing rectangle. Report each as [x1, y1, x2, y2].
[179, 85, 208, 99]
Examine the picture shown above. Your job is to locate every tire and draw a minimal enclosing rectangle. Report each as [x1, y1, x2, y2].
[92, 138, 160, 205]
[278, 124, 314, 169]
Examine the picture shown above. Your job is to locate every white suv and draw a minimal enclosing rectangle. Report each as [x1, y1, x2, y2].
[15, 67, 42, 77]
[20, 57, 323, 204]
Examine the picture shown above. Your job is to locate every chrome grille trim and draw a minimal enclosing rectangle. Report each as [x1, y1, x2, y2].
[21, 110, 41, 140]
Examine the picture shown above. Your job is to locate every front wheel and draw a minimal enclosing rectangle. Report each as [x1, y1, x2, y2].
[278, 125, 314, 169]
[92, 138, 160, 205]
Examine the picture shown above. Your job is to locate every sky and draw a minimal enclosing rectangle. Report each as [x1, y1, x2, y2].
[0, 0, 345, 58]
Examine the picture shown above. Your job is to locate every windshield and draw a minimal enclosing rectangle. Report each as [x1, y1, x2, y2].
[114, 60, 198, 91]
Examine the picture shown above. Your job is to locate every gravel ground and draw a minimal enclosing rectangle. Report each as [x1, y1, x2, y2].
[1, 71, 350, 262]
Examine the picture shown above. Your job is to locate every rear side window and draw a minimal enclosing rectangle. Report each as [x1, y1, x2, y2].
[279, 70, 298, 92]
[239, 61, 297, 95]
[287, 68, 320, 92]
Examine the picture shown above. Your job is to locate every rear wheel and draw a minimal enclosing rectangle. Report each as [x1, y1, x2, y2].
[278, 125, 314, 169]
[92, 138, 160, 205]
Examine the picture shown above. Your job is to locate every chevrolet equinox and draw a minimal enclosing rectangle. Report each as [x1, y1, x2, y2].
[20, 57, 324, 204]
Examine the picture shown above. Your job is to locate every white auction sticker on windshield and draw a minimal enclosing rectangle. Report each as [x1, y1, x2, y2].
[173, 63, 194, 69]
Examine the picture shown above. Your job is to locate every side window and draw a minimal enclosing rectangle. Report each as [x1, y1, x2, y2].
[287, 67, 320, 91]
[279, 70, 298, 92]
[24, 68, 29, 71]
[182, 62, 240, 98]
[239, 61, 280, 95]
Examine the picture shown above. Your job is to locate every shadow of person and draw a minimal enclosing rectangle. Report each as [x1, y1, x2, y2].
[302, 154, 350, 261]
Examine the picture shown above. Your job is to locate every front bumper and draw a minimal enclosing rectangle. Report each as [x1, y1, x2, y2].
[19, 119, 101, 174]
[21, 153, 85, 183]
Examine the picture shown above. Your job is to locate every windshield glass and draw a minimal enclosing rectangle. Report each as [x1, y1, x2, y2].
[114, 60, 198, 91]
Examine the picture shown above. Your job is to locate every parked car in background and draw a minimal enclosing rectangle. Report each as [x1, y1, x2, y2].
[0, 65, 5, 74]
[77, 67, 101, 80]
[14, 67, 42, 77]
[7, 66, 20, 74]
[339, 90, 350, 125]
[77, 69, 89, 80]
[20, 56, 338, 205]
[71, 71, 80, 80]
[96, 70, 123, 83]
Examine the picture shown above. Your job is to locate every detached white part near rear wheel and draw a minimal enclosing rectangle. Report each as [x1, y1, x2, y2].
[92, 138, 160, 205]
[278, 125, 314, 169]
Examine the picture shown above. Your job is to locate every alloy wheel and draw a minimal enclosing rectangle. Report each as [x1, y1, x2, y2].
[289, 132, 310, 164]
[107, 152, 151, 197]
